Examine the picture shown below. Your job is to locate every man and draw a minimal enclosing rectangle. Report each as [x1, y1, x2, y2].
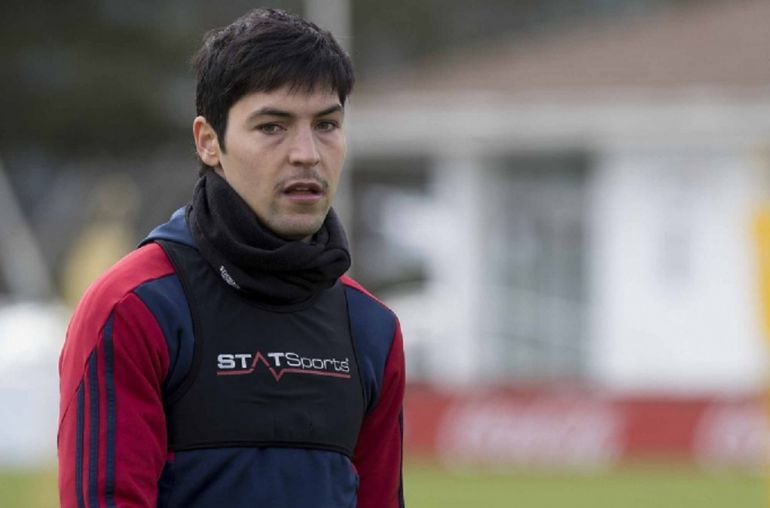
[57, 9, 405, 508]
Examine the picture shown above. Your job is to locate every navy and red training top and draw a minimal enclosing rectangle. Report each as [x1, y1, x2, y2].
[58, 208, 405, 507]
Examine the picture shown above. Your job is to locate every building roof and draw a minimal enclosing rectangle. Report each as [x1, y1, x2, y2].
[359, 0, 770, 95]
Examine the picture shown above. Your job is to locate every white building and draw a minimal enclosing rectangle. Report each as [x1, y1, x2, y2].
[348, 0, 770, 393]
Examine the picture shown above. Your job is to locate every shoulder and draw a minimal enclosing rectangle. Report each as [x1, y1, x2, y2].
[64, 244, 177, 364]
[340, 276, 396, 317]
[86, 243, 176, 300]
[340, 275, 398, 335]
[70, 243, 176, 325]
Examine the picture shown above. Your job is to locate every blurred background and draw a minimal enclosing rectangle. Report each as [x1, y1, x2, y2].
[1, 0, 769, 506]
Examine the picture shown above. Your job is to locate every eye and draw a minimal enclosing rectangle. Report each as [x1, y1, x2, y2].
[315, 120, 339, 132]
[257, 123, 285, 135]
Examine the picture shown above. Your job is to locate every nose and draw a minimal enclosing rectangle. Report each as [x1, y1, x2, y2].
[288, 126, 321, 167]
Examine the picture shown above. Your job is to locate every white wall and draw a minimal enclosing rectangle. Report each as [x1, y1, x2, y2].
[0, 301, 68, 466]
[588, 148, 767, 393]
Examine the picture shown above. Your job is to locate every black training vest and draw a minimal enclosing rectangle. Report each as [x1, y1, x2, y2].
[158, 240, 366, 457]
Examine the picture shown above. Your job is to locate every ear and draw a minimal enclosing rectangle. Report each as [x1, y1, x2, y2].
[193, 116, 221, 167]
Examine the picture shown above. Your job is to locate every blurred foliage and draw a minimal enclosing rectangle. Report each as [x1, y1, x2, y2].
[0, 0, 303, 159]
[1, 0, 702, 161]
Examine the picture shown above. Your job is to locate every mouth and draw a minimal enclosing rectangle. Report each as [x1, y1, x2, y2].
[281, 180, 325, 203]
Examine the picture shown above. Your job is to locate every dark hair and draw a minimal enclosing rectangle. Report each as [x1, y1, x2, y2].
[192, 8, 354, 171]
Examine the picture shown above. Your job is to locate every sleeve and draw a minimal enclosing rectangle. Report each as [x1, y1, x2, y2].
[58, 292, 170, 508]
[353, 322, 406, 508]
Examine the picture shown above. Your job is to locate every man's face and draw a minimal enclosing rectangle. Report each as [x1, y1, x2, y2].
[207, 86, 346, 240]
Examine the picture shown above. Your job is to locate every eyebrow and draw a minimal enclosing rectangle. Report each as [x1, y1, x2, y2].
[247, 104, 344, 122]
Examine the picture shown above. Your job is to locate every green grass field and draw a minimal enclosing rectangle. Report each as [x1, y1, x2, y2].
[406, 462, 765, 508]
[0, 468, 58, 508]
[1, 462, 764, 507]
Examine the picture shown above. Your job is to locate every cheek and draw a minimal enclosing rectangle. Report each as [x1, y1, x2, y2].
[334, 134, 347, 157]
[227, 145, 276, 183]
[323, 138, 347, 170]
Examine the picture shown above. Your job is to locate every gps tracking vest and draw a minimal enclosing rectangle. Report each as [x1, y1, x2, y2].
[158, 240, 366, 457]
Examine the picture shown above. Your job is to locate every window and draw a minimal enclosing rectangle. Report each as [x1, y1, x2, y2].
[482, 153, 588, 382]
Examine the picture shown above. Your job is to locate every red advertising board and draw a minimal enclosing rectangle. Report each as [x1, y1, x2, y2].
[404, 386, 767, 469]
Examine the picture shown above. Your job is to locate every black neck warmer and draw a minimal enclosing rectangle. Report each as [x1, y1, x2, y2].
[186, 171, 351, 307]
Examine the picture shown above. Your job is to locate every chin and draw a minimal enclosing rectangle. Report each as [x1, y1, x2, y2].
[273, 219, 324, 241]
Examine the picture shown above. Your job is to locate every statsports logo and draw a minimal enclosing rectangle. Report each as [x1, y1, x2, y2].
[216, 351, 352, 381]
